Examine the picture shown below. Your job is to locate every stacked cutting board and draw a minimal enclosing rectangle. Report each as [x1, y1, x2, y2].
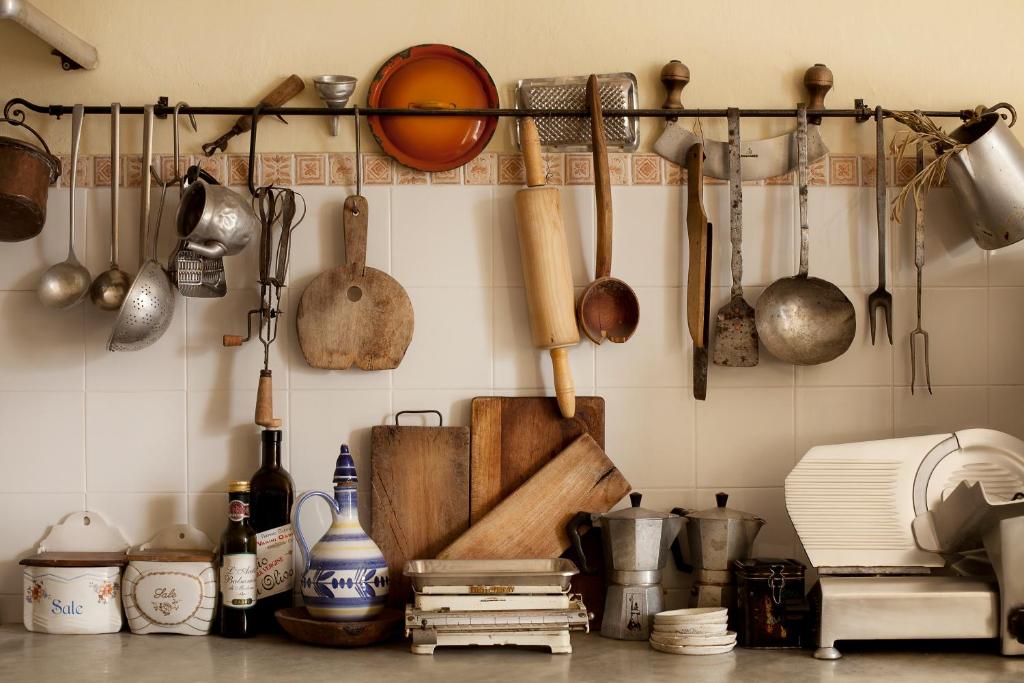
[369, 397, 632, 650]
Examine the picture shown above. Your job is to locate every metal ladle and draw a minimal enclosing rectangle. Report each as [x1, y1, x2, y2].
[89, 103, 131, 310]
[38, 104, 91, 308]
[754, 105, 855, 365]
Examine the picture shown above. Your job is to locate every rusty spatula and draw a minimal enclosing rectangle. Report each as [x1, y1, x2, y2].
[712, 108, 758, 367]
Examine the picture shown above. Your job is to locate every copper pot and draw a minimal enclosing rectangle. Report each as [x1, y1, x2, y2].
[0, 118, 61, 242]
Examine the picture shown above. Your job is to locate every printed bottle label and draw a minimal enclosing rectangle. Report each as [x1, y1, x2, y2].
[221, 553, 256, 608]
[256, 523, 295, 600]
[228, 500, 249, 522]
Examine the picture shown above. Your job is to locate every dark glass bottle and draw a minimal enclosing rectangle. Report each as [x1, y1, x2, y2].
[219, 481, 256, 638]
[250, 428, 295, 630]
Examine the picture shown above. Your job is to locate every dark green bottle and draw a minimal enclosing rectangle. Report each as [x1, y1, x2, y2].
[250, 428, 295, 630]
[219, 481, 256, 638]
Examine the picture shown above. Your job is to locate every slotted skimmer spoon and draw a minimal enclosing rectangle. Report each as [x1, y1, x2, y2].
[107, 105, 176, 352]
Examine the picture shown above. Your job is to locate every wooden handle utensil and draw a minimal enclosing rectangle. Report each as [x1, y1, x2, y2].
[514, 118, 578, 418]
[255, 369, 281, 428]
[202, 75, 305, 155]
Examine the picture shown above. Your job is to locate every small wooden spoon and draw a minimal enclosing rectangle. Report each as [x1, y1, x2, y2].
[577, 75, 639, 344]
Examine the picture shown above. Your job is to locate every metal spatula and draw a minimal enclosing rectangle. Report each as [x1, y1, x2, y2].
[712, 108, 758, 367]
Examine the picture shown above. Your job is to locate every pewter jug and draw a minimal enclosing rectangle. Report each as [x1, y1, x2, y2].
[176, 175, 258, 258]
[944, 110, 1024, 250]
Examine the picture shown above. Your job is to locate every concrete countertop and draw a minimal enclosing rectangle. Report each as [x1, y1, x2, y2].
[2, 625, 1023, 682]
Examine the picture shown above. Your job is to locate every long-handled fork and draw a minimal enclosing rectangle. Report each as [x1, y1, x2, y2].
[910, 137, 932, 394]
[868, 106, 893, 344]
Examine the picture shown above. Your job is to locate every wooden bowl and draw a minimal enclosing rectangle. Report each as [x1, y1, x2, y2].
[275, 607, 403, 647]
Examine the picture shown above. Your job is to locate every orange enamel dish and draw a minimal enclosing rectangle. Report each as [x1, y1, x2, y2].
[367, 44, 499, 172]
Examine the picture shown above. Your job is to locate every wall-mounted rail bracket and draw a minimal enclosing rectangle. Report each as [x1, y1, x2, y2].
[1, 0, 98, 71]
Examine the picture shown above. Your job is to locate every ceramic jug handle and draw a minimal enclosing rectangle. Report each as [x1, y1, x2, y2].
[565, 512, 597, 575]
[670, 507, 693, 573]
[294, 490, 341, 574]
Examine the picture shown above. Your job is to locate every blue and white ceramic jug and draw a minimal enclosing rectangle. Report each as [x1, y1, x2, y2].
[294, 444, 388, 621]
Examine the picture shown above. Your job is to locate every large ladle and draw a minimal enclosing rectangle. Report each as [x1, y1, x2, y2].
[89, 103, 131, 310]
[754, 105, 855, 365]
[576, 74, 639, 343]
[37, 104, 91, 309]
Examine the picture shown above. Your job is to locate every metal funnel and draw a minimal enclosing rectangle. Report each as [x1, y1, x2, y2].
[313, 75, 357, 136]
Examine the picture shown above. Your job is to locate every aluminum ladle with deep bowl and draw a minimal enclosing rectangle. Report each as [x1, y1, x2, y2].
[755, 105, 855, 365]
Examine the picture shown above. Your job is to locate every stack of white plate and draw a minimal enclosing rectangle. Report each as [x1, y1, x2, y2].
[649, 608, 736, 655]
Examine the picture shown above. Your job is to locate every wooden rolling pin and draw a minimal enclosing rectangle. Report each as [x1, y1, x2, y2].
[514, 118, 578, 419]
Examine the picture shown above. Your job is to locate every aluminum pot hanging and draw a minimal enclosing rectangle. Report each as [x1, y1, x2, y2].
[0, 117, 61, 242]
[944, 107, 1024, 250]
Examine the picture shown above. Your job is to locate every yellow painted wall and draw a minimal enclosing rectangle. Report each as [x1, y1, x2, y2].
[1, 0, 1020, 156]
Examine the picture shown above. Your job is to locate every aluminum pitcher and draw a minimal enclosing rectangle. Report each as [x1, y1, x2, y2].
[944, 107, 1024, 250]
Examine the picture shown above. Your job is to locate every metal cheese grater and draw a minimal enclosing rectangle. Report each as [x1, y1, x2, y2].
[169, 243, 226, 298]
[514, 73, 638, 151]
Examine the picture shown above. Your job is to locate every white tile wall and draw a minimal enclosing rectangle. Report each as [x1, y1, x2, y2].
[0, 183, 1015, 622]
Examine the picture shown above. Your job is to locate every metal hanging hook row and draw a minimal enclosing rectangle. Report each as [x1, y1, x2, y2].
[2, 97, 1012, 124]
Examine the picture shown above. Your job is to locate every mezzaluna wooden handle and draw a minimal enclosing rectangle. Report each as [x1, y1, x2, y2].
[660, 60, 690, 112]
[255, 370, 281, 428]
[588, 75, 612, 280]
[550, 347, 576, 419]
[803, 64, 833, 125]
[522, 118, 547, 187]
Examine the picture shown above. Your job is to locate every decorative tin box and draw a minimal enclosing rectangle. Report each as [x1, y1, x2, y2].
[734, 558, 807, 648]
[122, 525, 216, 635]
[20, 511, 129, 634]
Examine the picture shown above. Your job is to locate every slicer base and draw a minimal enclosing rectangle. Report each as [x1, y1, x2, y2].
[815, 575, 998, 657]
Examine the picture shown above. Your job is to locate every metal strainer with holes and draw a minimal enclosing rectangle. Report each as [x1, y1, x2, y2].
[107, 105, 176, 352]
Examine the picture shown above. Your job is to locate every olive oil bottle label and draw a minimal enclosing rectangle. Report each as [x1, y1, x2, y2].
[221, 553, 256, 607]
[255, 523, 294, 599]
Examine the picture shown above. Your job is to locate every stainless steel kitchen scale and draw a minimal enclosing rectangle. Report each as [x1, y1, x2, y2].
[787, 428, 1024, 659]
[403, 559, 590, 654]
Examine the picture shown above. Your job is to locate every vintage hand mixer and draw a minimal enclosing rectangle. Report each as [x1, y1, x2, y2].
[223, 106, 306, 427]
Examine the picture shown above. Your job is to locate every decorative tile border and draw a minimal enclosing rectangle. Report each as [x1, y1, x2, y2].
[47, 151, 925, 188]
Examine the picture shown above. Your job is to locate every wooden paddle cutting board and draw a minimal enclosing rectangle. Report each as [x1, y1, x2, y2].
[438, 433, 630, 560]
[469, 396, 605, 523]
[296, 194, 414, 370]
[370, 411, 469, 607]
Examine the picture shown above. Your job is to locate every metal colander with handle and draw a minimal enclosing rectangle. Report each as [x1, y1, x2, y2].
[107, 105, 176, 352]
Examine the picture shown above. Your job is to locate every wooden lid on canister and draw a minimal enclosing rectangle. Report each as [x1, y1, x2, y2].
[127, 549, 215, 563]
[20, 551, 129, 567]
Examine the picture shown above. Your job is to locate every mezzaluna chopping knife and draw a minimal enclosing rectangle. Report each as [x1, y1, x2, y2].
[655, 61, 833, 181]
[686, 143, 712, 400]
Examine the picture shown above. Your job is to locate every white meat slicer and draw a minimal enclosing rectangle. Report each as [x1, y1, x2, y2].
[786, 428, 1024, 659]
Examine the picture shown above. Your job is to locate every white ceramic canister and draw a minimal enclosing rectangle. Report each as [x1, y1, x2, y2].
[20, 511, 130, 635]
[122, 525, 216, 635]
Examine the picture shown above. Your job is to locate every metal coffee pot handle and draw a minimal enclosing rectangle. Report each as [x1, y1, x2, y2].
[670, 507, 693, 573]
[566, 511, 599, 575]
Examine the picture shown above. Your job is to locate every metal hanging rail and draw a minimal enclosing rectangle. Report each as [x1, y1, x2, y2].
[1, 97, 994, 123]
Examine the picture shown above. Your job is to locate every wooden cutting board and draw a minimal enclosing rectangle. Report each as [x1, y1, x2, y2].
[470, 396, 605, 523]
[370, 411, 469, 607]
[296, 195, 414, 370]
[438, 433, 630, 560]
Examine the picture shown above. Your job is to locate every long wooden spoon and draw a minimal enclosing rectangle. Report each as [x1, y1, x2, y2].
[576, 75, 639, 344]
